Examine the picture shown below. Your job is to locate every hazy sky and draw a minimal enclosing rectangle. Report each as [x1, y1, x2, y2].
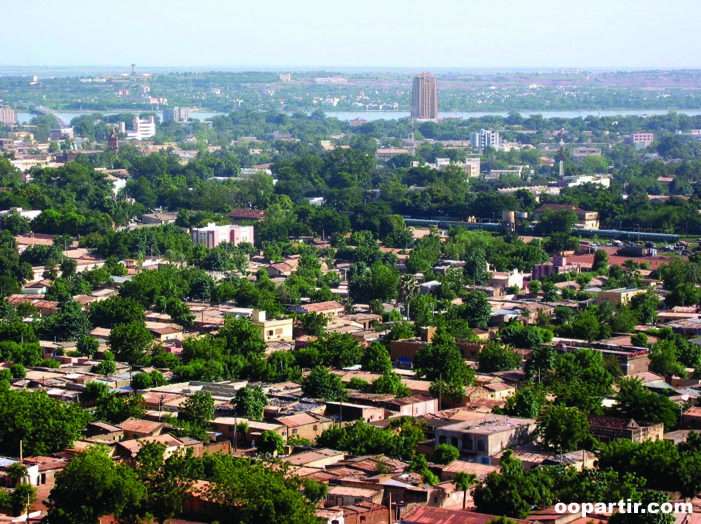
[3, 0, 701, 69]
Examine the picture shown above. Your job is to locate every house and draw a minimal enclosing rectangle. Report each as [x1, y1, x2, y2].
[376, 395, 438, 417]
[534, 203, 599, 230]
[265, 262, 296, 278]
[228, 208, 265, 223]
[275, 412, 335, 443]
[118, 418, 164, 439]
[483, 382, 516, 400]
[587, 416, 664, 443]
[597, 288, 646, 306]
[488, 269, 525, 290]
[250, 310, 294, 342]
[434, 415, 537, 464]
[22, 456, 68, 489]
[84, 421, 124, 442]
[325, 402, 385, 423]
[295, 301, 345, 318]
[281, 448, 345, 468]
[141, 212, 177, 225]
[681, 407, 701, 429]
[326, 486, 384, 507]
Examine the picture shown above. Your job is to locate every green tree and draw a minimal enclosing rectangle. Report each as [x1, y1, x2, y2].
[258, 430, 285, 455]
[216, 315, 267, 358]
[536, 404, 591, 453]
[459, 290, 492, 329]
[132, 442, 196, 524]
[434, 444, 460, 465]
[610, 378, 679, 430]
[76, 335, 99, 357]
[310, 332, 364, 369]
[46, 445, 145, 524]
[592, 249, 609, 274]
[233, 385, 269, 421]
[361, 341, 393, 373]
[178, 391, 215, 432]
[299, 312, 328, 336]
[302, 366, 348, 401]
[109, 322, 153, 364]
[454, 471, 478, 510]
[89, 296, 147, 328]
[414, 327, 475, 386]
[478, 340, 522, 373]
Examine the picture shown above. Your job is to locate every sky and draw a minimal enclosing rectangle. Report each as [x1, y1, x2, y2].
[3, 0, 701, 70]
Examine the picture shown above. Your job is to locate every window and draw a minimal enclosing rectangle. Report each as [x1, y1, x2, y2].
[268, 330, 273, 336]
[292, 429, 298, 435]
[462, 437, 473, 450]
[439, 435, 447, 444]
[451, 437, 458, 447]
[477, 440, 486, 452]
[313, 425, 318, 431]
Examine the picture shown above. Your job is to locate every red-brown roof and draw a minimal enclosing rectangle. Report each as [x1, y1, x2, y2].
[228, 208, 265, 219]
[401, 506, 539, 523]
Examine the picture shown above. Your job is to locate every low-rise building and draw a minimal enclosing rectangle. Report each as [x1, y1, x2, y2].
[250, 310, 293, 342]
[191, 223, 254, 248]
[588, 416, 664, 443]
[435, 415, 537, 464]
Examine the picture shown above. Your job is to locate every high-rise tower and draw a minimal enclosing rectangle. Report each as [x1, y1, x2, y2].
[411, 72, 438, 120]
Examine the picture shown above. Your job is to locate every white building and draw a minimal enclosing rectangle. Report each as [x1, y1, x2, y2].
[191, 223, 254, 248]
[127, 116, 156, 140]
[470, 129, 500, 149]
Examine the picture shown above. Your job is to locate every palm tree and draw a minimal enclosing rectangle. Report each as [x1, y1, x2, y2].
[453, 471, 478, 510]
[398, 274, 418, 318]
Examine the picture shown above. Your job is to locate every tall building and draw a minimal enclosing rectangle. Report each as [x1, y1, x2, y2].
[411, 72, 438, 120]
[126, 116, 156, 140]
[108, 127, 120, 152]
[163, 106, 192, 123]
[470, 129, 500, 149]
[0, 104, 16, 125]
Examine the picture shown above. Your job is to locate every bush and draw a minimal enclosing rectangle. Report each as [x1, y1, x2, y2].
[434, 444, 459, 465]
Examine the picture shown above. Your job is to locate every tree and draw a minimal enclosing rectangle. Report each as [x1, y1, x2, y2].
[497, 385, 548, 419]
[0, 384, 90, 456]
[592, 249, 610, 274]
[459, 290, 492, 329]
[46, 445, 145, 524]
[361, 341, 393, 373]
[233, 385, 269, 421]
[258, 430, 285, 455]
[610, 378, 679, 430]
[76, 335, 99, 357]
[89, 295, 146, 328]
[473, 450, 547, 519]
[178, 391, 215, 431]
[109, 322, 153, 364]
[216, 315, 267, 358]
[454, 471, 478, 510]
[0, 209, 31, 236]
[310, 332, 364, 369]
[133, 442, 195, 524]
[302, 366, 348, 401]
[371, 372, 411, 397]
[608, 490, 675, 524]
[299, 312, 328, 336]
[536, 404, 591, 453]
[39, 299, 92, 342]
[10, 483, 36, 517]
[478, 341, 522, 373]
[414, 327, 475, 386]
[434, 444, 460, 465]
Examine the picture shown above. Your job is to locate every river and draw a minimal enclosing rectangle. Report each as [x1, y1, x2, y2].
[16, 108, 701, 125]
